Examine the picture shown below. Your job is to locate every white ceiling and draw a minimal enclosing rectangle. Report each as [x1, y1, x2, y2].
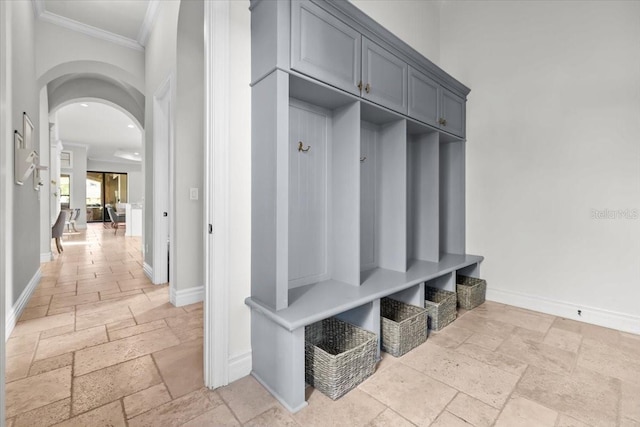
[56, 102, 142, 164]
[37, 1, 154, 164]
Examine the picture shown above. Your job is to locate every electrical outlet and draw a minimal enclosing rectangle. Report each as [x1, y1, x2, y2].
[190, 188, 199, 200]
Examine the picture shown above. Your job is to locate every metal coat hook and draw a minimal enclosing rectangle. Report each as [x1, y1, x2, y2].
[298, 141, 311, 152]
[360, 156, 367, 162]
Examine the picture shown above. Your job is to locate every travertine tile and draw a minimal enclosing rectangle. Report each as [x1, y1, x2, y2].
[182, 404, 240, 427]
[455, 342, 528, 376]
[128, 388, 223, 427]
[165, 309, 202, 330]
[477, 307, 554, 334]
[123, 383, 172, 419]
[29, 353, 73, 377]
[72, 355, 162, 414]
[6, 353, 32, 383]
[494, 396, 558, 426]
[402, 343, 520, 408]
[464, 331, 504, 351]
[108, 319, 166, 341]
[25, 295, 51, 308]
[18, 306, 49, 321]
[100, 289, 143, 300]
[497, 333, 575, 374]
[74, 327, 181, 376]
[578, 338, 640, 386]
[5, 366, 72, 418]
[75, 304, 133, 331]
[556, 414, 592, 427]
[6, 333, 39, 357]
[446, 392, 500, 427]
[448, 312, 515, 340]
[118, 277, 154, 291]
[516, 366, 619, 427]
[130, 301, 187, 324]
[31, 284, 77, 298]
[76, 281, 120, 295]
[40, 324, 75, 339]
[367, 408, 414, 427]
[13, 398, 71, 427]
[427, 325, 474, 349]
[11, 312, 75, 337]
[359, 363, 456, 426]
[375, 350, 399, 373]
[152, 338, 203, 398]
[622, 418, 640, 427]
[218, 375, 280, 423]
[50, 292, 99, 310]
[622, 381, 640, 422]
[106, 318, 137, 332]
[430, 411, 473, 427]
[34, 326, 107, 360]
[292, 388, 385, 427]
[543, 327, 582, 353]
[52, 401, 126, 427]
[47, 305, 76, 316]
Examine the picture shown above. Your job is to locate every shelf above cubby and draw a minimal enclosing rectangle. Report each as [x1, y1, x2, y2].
[246, 252, 483, 331]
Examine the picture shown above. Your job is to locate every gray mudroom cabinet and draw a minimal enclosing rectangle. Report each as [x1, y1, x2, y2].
[247, 0, 483, 412]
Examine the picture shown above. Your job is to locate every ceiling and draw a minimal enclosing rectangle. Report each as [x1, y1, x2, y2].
[56, 102, 142, 164]
[36, 1, 157, 164]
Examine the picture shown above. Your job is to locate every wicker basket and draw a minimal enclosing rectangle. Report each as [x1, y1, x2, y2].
[424, 287, 457, 331]
[381, 298, 427, 357]
[456, 275, 486, 309]
[305, 317, 377, 400]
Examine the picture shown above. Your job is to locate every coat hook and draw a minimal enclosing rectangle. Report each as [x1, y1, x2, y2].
[360, 156, 367, 162]
[298, 141, 311, 152]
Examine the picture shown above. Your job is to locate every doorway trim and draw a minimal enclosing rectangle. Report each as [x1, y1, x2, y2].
[152, 75, 175, 288]
[204, 0, 230, 389]
[0, 0, 8, 420]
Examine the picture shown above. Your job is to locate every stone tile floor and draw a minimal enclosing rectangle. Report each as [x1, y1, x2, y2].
[4, 224, 640, 426]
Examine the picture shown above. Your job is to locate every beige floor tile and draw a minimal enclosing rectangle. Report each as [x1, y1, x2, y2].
[172, 325, 204, 343]
[218, 375, 280, 423]
[18, 306, 49, 321]
[543, 327, 583, 353]
[50, 292, 99, 310]
[100, 289, 143, 300]
[76, 281, 120, 295]
[556, 414, 592, 427]
[72, 355, 162, 414]
[494, 396, 558, 426]
[35, 326, 107, 361]
[6, 417, 14, 427]
[152, 338, 203, 398]
[48, 305, 76, 316]
[11, 312, 75, 337]
[29, 353, 73, 377]
[75, 304, 133, 331]
[165, 309, 202, 330]
[455, 342, 528, 376]
[430, 412, 474, 427]
[244, 406, 295, 427]
[6, 353, 33, 383]
[375, 350, 400, 373]
[497, 333, 575, 374]
[52, 401, 126, 427]
[292, 388, 385, 427]
[5, 366, 72, 418]
[182, 302, 204, 312]
[6, 332, 39, 357]
[477, 307, 554, 334]
[128, 388, 223, 427]
[448, 312, 515, 340]
[446, 392, 500, 427]
[401, 343, 520, 408]
[622, 418, 640, 427]
[182, 404, 241, 427]
[622, 381, 640, 422]
[578, 338, 640, 386]
[427, 325, 474, 349]
[123, 383, 172, 419]
[74, 327, 181, 376]
[516, 366, 619, 427]
[367, 408, 414, 427]
[31, 284, 77, 298]
[108, 319, 167, 341]
[25, 295, 51, 308]
[118, 277, 154, 291]
[40, 324, 75, 339]
[463, 331, 504, 351]
[359, 363, 455, 426]
[130, 301, 187, 324]
[13, 398, 71, 427]
[106, 318, 137, 332]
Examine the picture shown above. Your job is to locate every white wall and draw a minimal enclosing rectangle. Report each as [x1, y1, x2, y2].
[439, 0, 640, 331]
[87, 160, 143, 204]
[61, 144, 88, 228]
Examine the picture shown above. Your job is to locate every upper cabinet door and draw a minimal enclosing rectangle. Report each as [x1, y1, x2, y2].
[408, 67, 440, 128]
[440, 88, 466, 138]
[361, 37, 408, 114]
[291, 0, 361, 96]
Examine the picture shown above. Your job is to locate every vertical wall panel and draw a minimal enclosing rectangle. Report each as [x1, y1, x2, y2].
[360, 122, 378, 271]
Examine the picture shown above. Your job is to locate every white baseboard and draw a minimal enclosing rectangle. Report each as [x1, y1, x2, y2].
[40, 252, 52, 263]
[170, 285, 204, 307]
[6, 267, 42, 339]
[487, 287, 640, 335]
[229, 351, 252, 383]
[143, 262, 153, 281]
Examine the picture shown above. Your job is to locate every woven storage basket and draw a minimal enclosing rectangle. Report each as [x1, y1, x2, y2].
[305, 317, 377, 400]
[381, 297, 427, 357]
[424, 287, 457, 331]
[456, 275, 487, 310]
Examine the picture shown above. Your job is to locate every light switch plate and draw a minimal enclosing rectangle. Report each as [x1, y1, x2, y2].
[190, 187, 199, 200]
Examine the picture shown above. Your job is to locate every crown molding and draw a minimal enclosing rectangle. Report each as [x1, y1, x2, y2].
[38, 10, 144, 52]
[137, 0, 160, 47]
